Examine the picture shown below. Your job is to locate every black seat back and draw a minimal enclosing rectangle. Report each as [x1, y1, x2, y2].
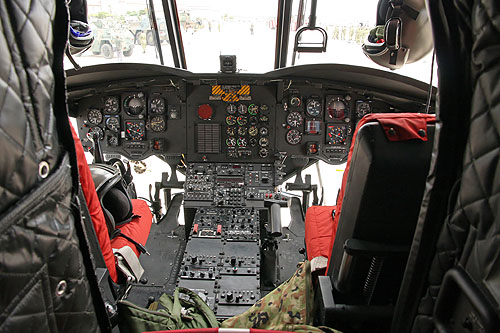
[327, 119, 435, 306]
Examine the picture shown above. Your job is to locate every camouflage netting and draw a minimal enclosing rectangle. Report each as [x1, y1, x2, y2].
[222, 261, 340, 333]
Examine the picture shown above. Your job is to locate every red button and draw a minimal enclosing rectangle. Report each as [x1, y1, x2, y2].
[217, 225, 222, 235]
[198, 104, 213, 120]
[193, 224, 199, 233]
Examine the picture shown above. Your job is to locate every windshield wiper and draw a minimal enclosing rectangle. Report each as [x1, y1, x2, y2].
[146, 0, 164, 65]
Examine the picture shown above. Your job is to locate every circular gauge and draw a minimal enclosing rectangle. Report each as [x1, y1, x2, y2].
[259, 137, 269, 147]
[286, 129, 302, 145]
[237, 115, 248, 126]
[237, 137, 247, 148]
[306, 99, 321, 117]
[260, 104, 269, 112]
[150, 97, 165, 114]
[107, 135, 119, 147]
[226, 127, 236, 136]
[227, 104, 237, 114]
[125, 121, 145, 141]
[249, 138, 258, 146]
[248, 104, 259, 115]
[198, 104, 213, 120]
[356, 101, 371, 119]
[327, 98, 347, 120]
[260, 127, 269, 136]
[237, 104, 247, 114]
[88, 109, 103, 125]
[150, 116, 166, 132]
[226, 137, 236, 147]
[249, 116, 258, 125]
[259, 148, 269, 158]
[105, 116, 119, 132]
[326, 125, 347, 145]
[259, 115, 269, 123]
[248, 126, 258, 136]
[290, 96, 301, 107]
[123, 94, 146, 115]
[87, 126, 104, 140]
[287, 111, 304, 127]
[104, 96, 119, 114]
[238, 127, 247, 136]
[226, 115, 236, 126]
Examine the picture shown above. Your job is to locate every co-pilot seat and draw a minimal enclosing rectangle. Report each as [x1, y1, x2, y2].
[307, 113, 435, 327]
[72, 124, 153, 283]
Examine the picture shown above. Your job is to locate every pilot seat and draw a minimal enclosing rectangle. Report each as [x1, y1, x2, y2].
[72, 124, 152, 283]
[306, 113, 436, 329]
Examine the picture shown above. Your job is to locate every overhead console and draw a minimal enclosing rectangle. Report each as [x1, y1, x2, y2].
[69, 64, 432, 172]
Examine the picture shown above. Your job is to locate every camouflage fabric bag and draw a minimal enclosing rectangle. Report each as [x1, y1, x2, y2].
[222, 261, 340, 333]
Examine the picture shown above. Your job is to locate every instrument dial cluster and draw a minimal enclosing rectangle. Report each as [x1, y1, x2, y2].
[223, 102, 272, 160]
[77, 89, 183, 159]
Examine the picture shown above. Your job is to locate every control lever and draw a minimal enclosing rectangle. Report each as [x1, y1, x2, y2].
[286, 166, 318, 213]
[91, 132, 104, 163]
[270, 203, 282, 237]
[149, 183, 162, 222]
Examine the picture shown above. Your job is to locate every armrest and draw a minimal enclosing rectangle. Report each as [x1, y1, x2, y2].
[336, 238, 410, 294]
[344, 238, 410, 257]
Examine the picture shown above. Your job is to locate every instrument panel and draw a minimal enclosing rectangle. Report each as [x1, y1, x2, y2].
[73, 74, 426, 165]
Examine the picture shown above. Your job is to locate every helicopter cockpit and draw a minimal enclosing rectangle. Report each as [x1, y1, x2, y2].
[2, 0, 500, 332]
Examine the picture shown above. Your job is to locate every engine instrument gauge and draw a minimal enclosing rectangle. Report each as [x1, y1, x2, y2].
[356, 101, 371, 119]
[249, 138, 258, 146]
[87, 126, 104, 140]
[259, 115, 269, 123]
[237, 115, 248, 126]
[105, 116, 120, 132]
[248, 126, 258, 136]
[306, 99, 321, 117]
[249, 116, 258, 125]
[104, 96, 119, 114]
[259, 137, 269, 147]
[87, 109, 103, 125]
[150, 97, 165, 114]
[107, 135, 119, 147]
[248, 104, 259, 115]
[227, 104, 237, 114]
[150, 116, 166, 132]
[125, 121, 146, 141]
[290, 96, 302, 107]
[237, 104, 247, 114]
[287, 111, 304, 127]
[226, 137, 236, 147]
[226, 127, 236, 136]
[286, 129, 302, 145]
[123, 93, 146, 115]
[237, 137, 247, 148]
[259, 127, 269, 136]
[260, 104, 269, 112]
[326, 124, 347, 145]
[259, 148, 269, 158]
[238, 127, 247, 136]
[226, 115, 236, 126]
[326, 97, 348, 120]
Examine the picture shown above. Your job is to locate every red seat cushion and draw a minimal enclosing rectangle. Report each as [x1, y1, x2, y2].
[71, 124, 118, 282]
[305, 206, 337, 260]
[111, 199, 153, 257]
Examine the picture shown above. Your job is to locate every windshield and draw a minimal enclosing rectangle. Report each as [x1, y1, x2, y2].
[66, 0, 435, 83]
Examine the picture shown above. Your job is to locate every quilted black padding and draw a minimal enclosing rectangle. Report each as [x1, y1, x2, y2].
[0, 0, 99, 330]
[411, 0, 500, 330]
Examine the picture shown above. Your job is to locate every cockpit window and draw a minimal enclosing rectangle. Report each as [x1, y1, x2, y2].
[65, 0, 436, 84]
